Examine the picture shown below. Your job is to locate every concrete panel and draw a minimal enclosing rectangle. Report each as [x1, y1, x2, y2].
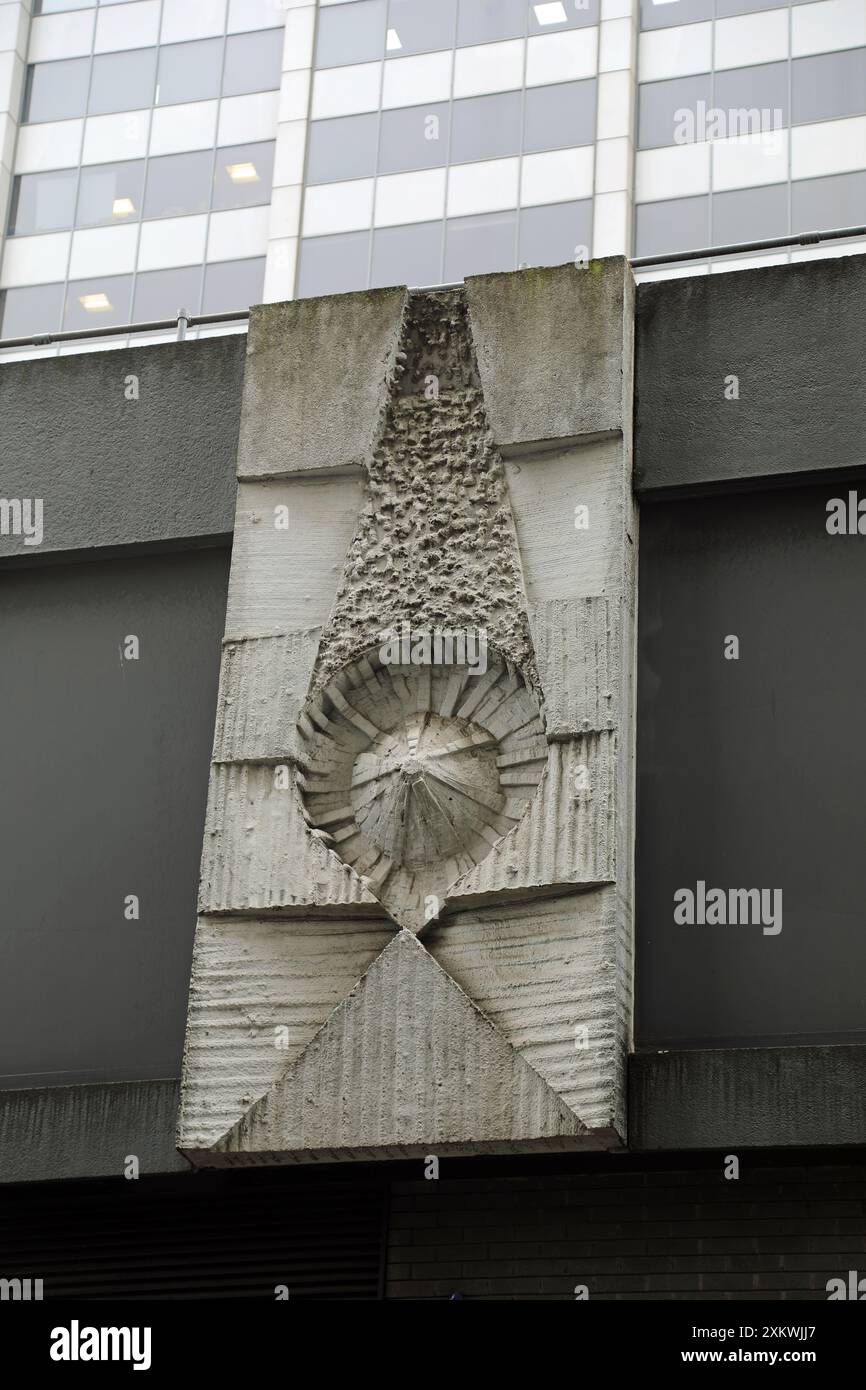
[635, 256, 866, 493]
[427, 890, 620, 1134]
[212, 628, 321, 763]
[504, 440, 631, 603]
[0, 336, 243, 559]
[237, 287, 407, 479]
[224, 476, 365, 638]
[466, 258, 634, 452]
[445, 735, 616, 909]
[199, 763, 379, 915]
[202, 931, 588, 1163]
[530, 596, 620, 736]
[179, 917, 395, 1148]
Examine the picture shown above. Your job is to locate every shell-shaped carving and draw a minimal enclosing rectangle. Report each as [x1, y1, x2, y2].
[297, 640, 547, 932]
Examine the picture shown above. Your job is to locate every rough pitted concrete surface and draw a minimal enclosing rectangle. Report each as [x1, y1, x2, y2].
[314, 289, 535, 691]
[179, 917, 394, 1148]
[427, 889, 620, 1130]
[213, 931, 587, 1160]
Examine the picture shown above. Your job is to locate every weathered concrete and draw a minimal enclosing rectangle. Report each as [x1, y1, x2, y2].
[635, 256, 866, 493]
[212, 629, 321, 764]
[237, 288, 407, 479]
[630, 1046, 866, 1150]
[427, 890, 621, 1134]
[225, 477, 366, 639]
[199, 932, 589, 1164]
[0, 1081, 188, 1183]
[179, 917, 395, 1148]
[530, 597, 619, 736]
[0, 336, 242, 559]
[466, 258, 634, 453]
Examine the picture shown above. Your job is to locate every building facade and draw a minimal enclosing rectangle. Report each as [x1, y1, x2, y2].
[0, 0, 863, 354]
[1, 251, 865, 1298]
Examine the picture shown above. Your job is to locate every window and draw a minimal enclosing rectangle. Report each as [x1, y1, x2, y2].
[0, 284, 65, 338]
[297, 231, 371, 297]
[307, 114, 380, 184]
[63, 274, 133, 331]
[143, 150, 212, 220]
[23, 59, 90, 124]
[222, 30, 284, 96]
[133, 265, 202, 321]
[371, 220, 442, 288]
[379, 103, 452, 174]
[202, 256, 266, 313]
[385, 0, 457, 57]
[35, 1, 94, 13]
[212, 141, 275, 211]
[315, 0, 387, 68]
[77, 160, 145, 228]
[89, 48, 157, 116]
[8, 170, 78, 236]
[450, 92, 521, 164]
[156, 38, 224, 106]
[443, 209, 517, 280]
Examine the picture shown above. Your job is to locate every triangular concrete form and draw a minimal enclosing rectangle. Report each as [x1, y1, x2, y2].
[214, 930, 588, 1160]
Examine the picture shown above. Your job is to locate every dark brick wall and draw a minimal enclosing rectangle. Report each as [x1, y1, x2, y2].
[385, 1153, 866, 1300]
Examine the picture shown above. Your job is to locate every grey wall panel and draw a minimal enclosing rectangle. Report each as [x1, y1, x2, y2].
[0, 546, 230, 1087]
[634, 257, 866, 493]
[635, 482, 866, 1048]
[0, 336, 244, 559]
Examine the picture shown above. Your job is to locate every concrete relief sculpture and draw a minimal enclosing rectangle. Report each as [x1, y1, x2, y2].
[179, 260, 637, 1164]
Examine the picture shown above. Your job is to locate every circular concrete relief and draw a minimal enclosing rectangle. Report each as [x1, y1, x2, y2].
[297, 638, 547, 931]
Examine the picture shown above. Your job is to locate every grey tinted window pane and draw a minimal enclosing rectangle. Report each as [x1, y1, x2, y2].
[76, 160, 145, 227]
[297, 231, 371, 297]
[8, 170, 77, 235]
[64, 274, 132, 330]
[371, 220, 443, 287]
[307, 113, 379, 183]
[793, 49, 866, 126]
[638, 74, 711, 149]
[711, 183, 788, 245]
[89, 48, 157, 116]
[133, 266, 201, 320]
[315, 0, 386, 67]
[24, 59, 89, 123]
[635, 194, 709, 256]
[714, 61, 788, 130]
[791, 170, 866, 234]
[444, 209, 516, 280]
[528, 0, 599, 32]
[223, 30, 283, 96]
[203, 257, 266, 313]
[450, 91, 520, 163]
[524, 79, 596, 152]
[457, 0, 526, 46]
[639, 0, 712, 31]
[144, 150, 212, 219]
[212, 141, 275, 210]
[157, 38, 223, 106]
[715, 0, 815, 15]
[380, 102, 451, 173]
[0, 283, 64, 337]
[387, 0, 457, 55]
[518, 198, 592, 266]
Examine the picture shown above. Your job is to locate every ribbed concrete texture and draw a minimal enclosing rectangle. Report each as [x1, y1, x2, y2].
[445, 735, 616, 907]
[207, 932, 588, 1164]
[529, 598, 620, 737]
[180, 261, 637, 1163]
[427, 891, 620, 1133]
[212, 630, 321, 764]
[179, 917, 394, 1148]
[199, 764, 379, 915]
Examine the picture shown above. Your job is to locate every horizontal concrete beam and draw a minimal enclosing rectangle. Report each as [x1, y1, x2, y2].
[0, 1080, 188, 1184]
[0, 336, 243, 560]
[635, 257, 866, 494]
[629, 1045, 866, 1150]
